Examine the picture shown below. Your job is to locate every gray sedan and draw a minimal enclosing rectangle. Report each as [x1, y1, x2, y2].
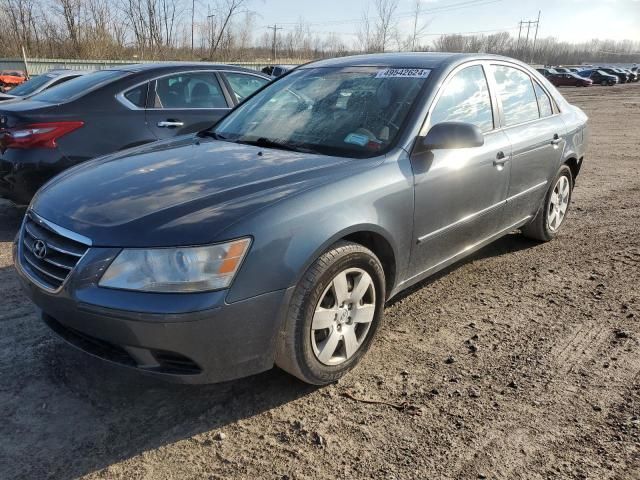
[14, 53, 588, 385]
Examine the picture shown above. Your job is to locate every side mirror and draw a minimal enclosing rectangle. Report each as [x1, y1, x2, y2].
[420, 122, 484, 151]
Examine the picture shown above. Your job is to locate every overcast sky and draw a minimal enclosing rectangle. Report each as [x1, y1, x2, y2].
[252, 0, 640, 44]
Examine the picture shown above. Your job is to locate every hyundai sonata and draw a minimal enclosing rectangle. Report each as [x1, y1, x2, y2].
[14, 53, 588, 385]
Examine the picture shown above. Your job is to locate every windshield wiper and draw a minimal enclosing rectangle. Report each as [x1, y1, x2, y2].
[197, 130, 226, 140]
[237, 137, 318, 154]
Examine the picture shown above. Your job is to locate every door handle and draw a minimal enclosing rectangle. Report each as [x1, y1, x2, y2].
[550, 134, 562, 146]
[493, 151, 509, 167]
[157, 120, 184, 128]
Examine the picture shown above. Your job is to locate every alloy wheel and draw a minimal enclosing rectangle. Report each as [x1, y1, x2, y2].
[311, 268, 376, 366]
[548, 175, 570, 232]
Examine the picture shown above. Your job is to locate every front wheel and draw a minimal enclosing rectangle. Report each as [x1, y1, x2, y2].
[521, 165, 573, 242]
[275, 241, 385, 385]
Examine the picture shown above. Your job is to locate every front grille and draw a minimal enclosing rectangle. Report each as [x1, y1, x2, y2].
[20, 211, 90, 291]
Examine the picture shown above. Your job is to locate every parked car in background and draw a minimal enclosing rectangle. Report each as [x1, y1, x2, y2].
[621, 68, 638, 82]
[0, 70, 27, 91]
[553, 67, 571, 74]
[536, 67, 559, 78]
[598, 67, 629, 83]
[548, 72, 592, 87]
[0, 63, 270, 204]
[0, 69, 87, 102]
[261, 64, 296, 78]
[578, 69, 618, 86]
[13, 53, 588, 385]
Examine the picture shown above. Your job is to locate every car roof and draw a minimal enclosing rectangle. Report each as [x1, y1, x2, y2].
[301, 52, 529, 70]
[101, 62, 268, 77]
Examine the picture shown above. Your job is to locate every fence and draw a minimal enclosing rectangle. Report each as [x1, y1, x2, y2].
[0, 58, 307, 76]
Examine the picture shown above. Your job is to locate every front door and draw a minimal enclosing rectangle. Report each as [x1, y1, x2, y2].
[409, 63, 512, 279]
[145, 71, 233, 140]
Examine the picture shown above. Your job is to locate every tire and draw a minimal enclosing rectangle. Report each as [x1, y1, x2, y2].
[521, 165, 573, 242]
[275, 241, 386, 385]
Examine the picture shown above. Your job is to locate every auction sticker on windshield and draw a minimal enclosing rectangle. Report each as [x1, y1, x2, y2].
[375, 68, 431, 79]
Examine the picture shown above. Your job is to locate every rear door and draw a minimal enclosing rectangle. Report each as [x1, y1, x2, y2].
[489, 63, 566, 226]
[409, 62, 512, 278]
[145, 71, 233, 140]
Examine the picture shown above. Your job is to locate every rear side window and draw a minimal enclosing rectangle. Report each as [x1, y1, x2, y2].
[123, 83, 148, 108]
[430, 65, 494, 133]
[224, 72, 269, 102]
[533, 82, 553, 117]
[31, 70, 127, 103]
[491, 65, 539, 126]
[153, 72, 228, 109]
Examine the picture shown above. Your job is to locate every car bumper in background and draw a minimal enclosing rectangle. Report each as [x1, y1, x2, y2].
[0, 149, 68, 204]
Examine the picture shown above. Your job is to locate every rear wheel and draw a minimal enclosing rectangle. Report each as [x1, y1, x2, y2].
[521, 165, 573, 242]
[275, 241, 385, 385]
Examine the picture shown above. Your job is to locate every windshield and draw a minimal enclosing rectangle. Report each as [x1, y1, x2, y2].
[212, 66, 430, 158]
[31, 70, 126, 103]
[8, 74, 54, 96]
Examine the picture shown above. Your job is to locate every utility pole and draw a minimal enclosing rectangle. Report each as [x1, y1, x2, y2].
[531, 10, 541, 62]
[191, 0, 195, 55]
[207, 13, 215, 58]
[267, 24, 283, 63]
[516, 21, 523, 52]
[516, 14, 541, 62]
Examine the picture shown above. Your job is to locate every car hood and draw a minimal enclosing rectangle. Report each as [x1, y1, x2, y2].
[0, 93, 18, 102]
[32, 136, 364, 247]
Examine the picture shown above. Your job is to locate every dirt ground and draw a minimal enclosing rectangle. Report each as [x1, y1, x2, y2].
[1, 84, 639, 480]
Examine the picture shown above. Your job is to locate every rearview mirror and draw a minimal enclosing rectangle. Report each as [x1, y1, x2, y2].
[421, 122, 484, 151]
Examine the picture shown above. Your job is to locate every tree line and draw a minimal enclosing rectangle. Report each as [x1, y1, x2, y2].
[0, 0, 637, 65]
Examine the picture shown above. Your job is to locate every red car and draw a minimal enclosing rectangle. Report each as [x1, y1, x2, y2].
[0, 70, 27, 92]
[549, 73, 592, 87]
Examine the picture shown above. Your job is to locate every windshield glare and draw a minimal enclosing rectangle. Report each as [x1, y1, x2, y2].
[213, 67, 430, 158]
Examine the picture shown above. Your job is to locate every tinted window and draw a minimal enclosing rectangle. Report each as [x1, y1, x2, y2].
[492, 65, 539, 126]
[533, 82, 553, 117]
[430, 65, 493, 133]
[6, 74, 53, 96]
[32, 70, 127, 103]
[48, 75, 79, 88]
[153, 72, 227, 109]
[124, 83, 148, 108]
[224, 72, 269, 102]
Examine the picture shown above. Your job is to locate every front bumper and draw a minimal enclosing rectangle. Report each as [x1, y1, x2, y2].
[14, 240, 293, 384]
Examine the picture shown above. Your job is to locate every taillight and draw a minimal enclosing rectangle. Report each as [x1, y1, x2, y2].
[0, 121, 84, 149]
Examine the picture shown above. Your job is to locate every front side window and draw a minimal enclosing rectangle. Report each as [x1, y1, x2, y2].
[492, 65, 539, 126]
[533, 82, 553, 118]
[212, 66, 430, 158]
[224, 72, 269, 102]
[153, 72, 227, 109]
[429, 65, 494, 133]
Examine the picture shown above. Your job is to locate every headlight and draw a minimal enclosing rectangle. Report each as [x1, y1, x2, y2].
[99, 238, 251, 293]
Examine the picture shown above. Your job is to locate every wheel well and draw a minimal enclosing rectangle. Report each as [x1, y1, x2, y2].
[342, 231, 396, 298]
[565, 157, 582, 182]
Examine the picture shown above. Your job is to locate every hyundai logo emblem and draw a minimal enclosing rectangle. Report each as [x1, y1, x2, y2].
[33, 239, 48, 259]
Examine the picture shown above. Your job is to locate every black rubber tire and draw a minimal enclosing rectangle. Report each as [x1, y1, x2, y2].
[521, 164, 573, 242]
[275, 241, 385, 385]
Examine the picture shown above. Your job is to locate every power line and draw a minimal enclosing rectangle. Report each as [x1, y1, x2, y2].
[271, 0, 504, 27]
